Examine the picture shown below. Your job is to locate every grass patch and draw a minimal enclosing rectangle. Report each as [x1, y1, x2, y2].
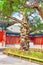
[3, 48, 43, 62]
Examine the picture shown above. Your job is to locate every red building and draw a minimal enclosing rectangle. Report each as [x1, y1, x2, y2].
[6, 33, 43, 45]
[0, 30, 43, 48]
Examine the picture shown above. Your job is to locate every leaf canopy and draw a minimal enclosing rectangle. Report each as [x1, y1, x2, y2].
[0, 0, 32, 16]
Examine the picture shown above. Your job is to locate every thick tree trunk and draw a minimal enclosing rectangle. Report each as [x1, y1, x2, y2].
[20, 13, 30, 51]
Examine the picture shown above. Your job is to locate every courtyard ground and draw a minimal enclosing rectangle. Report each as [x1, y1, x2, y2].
[0, 50, 41, 65]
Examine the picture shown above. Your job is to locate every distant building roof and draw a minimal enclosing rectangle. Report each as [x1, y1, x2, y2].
[6, 23, 21, 33]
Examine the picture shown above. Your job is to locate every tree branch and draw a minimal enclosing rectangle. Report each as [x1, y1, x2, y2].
[0, 11, 22, 24]
[0, 19, 19, 24]
[6, 15, 22, 23]
[23, 3, 43, 19]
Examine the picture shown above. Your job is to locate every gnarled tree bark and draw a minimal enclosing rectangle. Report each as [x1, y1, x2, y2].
[20, 13, 30, 51]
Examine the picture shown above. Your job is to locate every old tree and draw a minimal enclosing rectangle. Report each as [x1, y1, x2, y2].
[0, 0, 43, 51]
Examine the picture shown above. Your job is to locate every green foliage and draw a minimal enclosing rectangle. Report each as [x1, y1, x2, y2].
[12, 0, 28, 6]
[0, 0, 43, 15]
[20, 8, 32, 13]
[0, 0, 30, 16]
[41, 3, 43, 9]
[2, 1, 13, 16]
[1, 0, 43, 16]
[0, 1, 4, 11]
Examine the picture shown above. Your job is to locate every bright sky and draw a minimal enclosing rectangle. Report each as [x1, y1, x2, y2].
[12, 12, 23, 20]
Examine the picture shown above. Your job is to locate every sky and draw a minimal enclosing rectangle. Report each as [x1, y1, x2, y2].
[12, 12, 23, 20]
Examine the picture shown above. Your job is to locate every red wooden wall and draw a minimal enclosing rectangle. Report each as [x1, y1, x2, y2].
[6, 35, 43, 45]
[6, 36, 20, 45]
[29, 36, 43, 45]
[0, 30, 43, 46]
